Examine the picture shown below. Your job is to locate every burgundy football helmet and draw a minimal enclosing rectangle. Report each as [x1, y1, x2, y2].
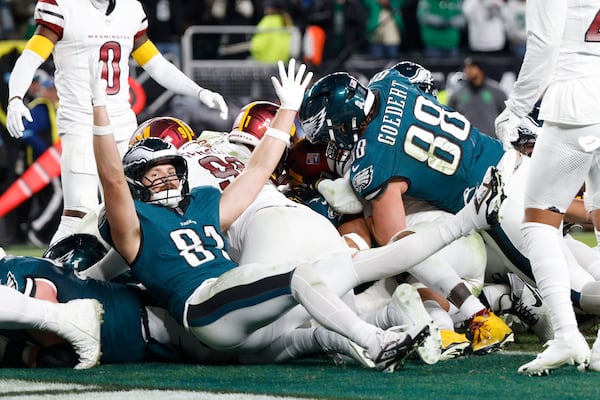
[129, 116, 197, 149]
[285, 139, 333, 187]
[229, 101, 304, 147]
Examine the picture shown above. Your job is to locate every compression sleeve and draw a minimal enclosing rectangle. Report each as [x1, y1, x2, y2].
[504, 0, 564, 116]
[8, 35, 53, 100]
[133, 39, 203, 97]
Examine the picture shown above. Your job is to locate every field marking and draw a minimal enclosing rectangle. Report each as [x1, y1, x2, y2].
[0, 379, 307, 400]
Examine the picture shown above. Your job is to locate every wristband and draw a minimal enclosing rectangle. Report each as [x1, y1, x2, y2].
[264, 127, 290, 146]
[93, 125, 113, 136]
[342, 232, 370, 251]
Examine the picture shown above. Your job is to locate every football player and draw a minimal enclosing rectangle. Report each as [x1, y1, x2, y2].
[0, 234, 236, 368]
[128, 105, 443, 367]
[90, 57, 505, 372]
[0, 247, 102, 369]
[299, 62, 520, 356]
[495, 0, 600, 375]
[6, 0, 228, 246]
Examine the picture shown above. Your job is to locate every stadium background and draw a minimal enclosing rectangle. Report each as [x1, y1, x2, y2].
[0, 20, 598, 399]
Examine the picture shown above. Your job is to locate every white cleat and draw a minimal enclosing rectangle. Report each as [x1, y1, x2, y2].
[369, 324, 430, 373]
[388, 284, 441, 365]
[504, 273, 553, 343]
[518, 334, 590, 376]
[460, 166, 505, 231]
[55, 299, 104, 369]
[313, 327, 375, 369]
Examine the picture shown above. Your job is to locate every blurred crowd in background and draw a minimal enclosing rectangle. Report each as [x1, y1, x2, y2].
[0, 0, 526, 247]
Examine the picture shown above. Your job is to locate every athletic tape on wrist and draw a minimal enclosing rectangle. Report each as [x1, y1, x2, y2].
[342, 232, 370, 251]
[93, 125, 113, 136]
[265, 127, 290, 146]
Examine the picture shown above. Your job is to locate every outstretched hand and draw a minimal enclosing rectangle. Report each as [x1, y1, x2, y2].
[271, 58, 313, 111]
[198, 89, 228, 120]
[89, 54, 107, 107]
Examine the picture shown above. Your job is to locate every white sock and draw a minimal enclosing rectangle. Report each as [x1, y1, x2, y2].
[0, 286, 56, 330]
[240, 327, 322, 363]
[352, 226, 453, 284]
[290, 263, 380, 351]
[480, 283, 511, 313]
[50, 215, 84, 245]
[423, 300, 454, 331]
[522, 222, 579, 340]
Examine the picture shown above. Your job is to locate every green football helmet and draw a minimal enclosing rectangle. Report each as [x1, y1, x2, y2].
[392, 61, 437, 96]
[43, 233, 108, 272]
[122, 137, 188, 207]
[299, 72, 374, 151]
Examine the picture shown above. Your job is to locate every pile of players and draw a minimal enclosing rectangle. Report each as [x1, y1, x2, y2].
[2, 56, 600, 377]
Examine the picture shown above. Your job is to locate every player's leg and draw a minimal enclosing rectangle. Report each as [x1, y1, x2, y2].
[185, 261, 428, 372]
[518, 122, 596, 375]
[50, 133, 101, 245]
[0, 285, 103, 369]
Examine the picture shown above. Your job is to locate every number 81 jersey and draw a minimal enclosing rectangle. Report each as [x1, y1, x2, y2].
[350, 68, 505, 213]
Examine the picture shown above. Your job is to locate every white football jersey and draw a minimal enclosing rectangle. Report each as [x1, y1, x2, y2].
[35, 0, 147, 131]
[507, 0, 600, 124]
[179, 134, 301, 260]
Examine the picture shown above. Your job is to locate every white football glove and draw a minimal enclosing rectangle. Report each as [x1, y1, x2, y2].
[494, 107, 521, 151]
[271, 58, 313, 111]
[198, 89, 228, 120]
[89, 57, 107, 107]
[6, 97, 33, 138]
[317, 176, 363, 215]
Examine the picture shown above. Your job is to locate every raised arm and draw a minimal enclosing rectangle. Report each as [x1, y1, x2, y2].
[132, 34, 228, 120]
[90, 59, 141, 263]
[219, 59, 312, 230]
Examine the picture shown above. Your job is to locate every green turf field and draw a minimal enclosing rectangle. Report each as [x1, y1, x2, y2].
[1, 233, 598, 399]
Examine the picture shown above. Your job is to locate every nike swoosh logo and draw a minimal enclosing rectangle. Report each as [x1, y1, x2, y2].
[473, 181, 492, 214]
[530, 290, 543, 308]
[351, 164, 359, 173]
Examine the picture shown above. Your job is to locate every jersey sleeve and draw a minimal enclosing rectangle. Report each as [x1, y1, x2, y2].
[34, 0, 65, 39]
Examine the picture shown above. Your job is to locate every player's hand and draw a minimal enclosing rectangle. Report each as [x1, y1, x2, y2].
[317, 176, 363, 215]
[271, 58, 313, 111]
[6, 97, 32, 138]
[89, 56, 107, 107]
[198, 89, 228, 120]
[495, 107, 521, 151]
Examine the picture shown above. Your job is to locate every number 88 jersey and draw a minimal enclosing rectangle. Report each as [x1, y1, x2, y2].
[351, 68, 504, 213]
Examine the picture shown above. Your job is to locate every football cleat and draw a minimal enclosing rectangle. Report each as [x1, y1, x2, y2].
[52, 299, 104, 369]
[387, 284, 441, 365]
[469, 310, 514, 355]
[313, 327, 375, 369]
[503, 273, 553, 343]
[440, 330, 471, 360]
[460, 166, 506, 231]
[519, 334, 590, 376]
[370, 324, 430, 373]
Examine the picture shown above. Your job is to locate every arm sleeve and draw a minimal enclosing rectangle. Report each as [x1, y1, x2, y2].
[505, 0, 565, 116]
[133, 39, 203, 98]
[8, 35, 54, 100]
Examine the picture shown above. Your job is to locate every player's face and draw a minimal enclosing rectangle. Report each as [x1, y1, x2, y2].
[143, 164, 180, 193]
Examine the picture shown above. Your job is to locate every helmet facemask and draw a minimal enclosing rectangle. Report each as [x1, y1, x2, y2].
[142, 171, 187, 208]
[123, 138, 189, 208]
